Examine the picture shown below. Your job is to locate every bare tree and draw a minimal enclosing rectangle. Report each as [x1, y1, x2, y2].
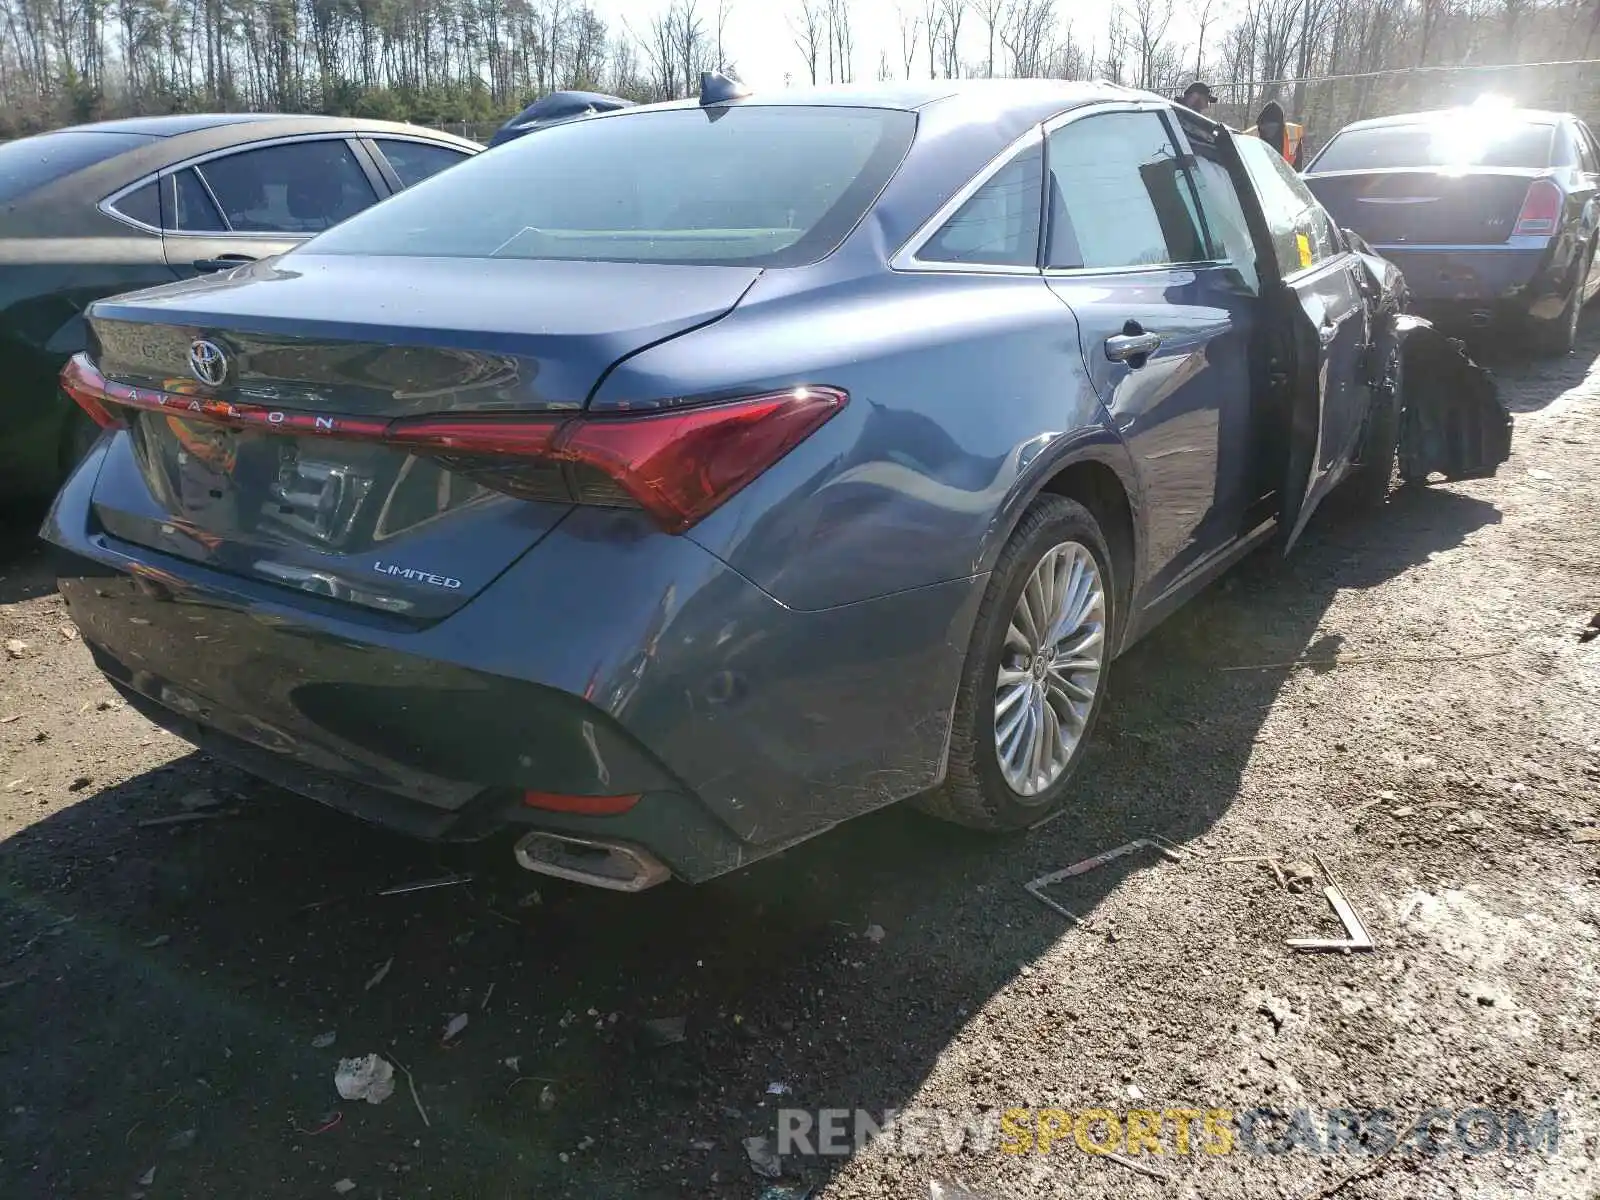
[827, 0, 854, 82]
[937, 0, 965, 77]
[715, 0, 733, 66]
[1194, 0, 1221, 76]
[921, 0, 944, 76]
[1000, 0, 1058, 77]
[1128, 0, 1175, 89]
[789, 0, 824, 84]
[897, 4, 920, 78]
[974, 0, 1006, 75]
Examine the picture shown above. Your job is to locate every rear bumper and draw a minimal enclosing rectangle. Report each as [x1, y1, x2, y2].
[43, 437, 984, 882]
[1374, 237, 1566, 318]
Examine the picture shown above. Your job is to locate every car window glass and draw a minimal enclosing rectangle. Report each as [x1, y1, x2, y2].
[1236, 134, 1337, 275]
[1551, 129, 1579, 167]
[374, 139, 471, 188]
[920, 141, 1042, 266]
[1575, 125, 1599, 173]
[1045, 111, 1208, 270]
[1310, 121, 1553, 170]
[1187, 153, 1260, 294]
[197, 140, 377, 234]
[307, 107, 916, 268]
[173, 168, 225, 232]
[109, 180, 160, 228]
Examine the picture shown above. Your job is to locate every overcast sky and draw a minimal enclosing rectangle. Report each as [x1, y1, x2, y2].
[586, 0, 1215, 92]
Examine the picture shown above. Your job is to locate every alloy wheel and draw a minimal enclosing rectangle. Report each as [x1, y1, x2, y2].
[993, 540, 1107, 797]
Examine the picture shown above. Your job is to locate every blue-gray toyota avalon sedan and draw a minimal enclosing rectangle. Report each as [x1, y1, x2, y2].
[45, 79, 1510, 890]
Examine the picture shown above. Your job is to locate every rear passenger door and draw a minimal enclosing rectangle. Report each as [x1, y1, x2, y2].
[1227, 129, 1370, 551]
[1042, 105, 1262, 603]
[162, 136, 386, 277]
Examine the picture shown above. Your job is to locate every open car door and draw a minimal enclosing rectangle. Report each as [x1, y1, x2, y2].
[1218, 126, 1374, 552]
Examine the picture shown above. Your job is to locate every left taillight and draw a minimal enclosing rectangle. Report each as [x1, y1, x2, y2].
[59, 353, 847, 534]
[60, 354, 121, 429]
[1513, 179, 1563, 237]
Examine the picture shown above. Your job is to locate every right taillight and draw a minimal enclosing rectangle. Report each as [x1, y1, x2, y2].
[59, 354, 846, 534]
[1513, 179, 1563, 237]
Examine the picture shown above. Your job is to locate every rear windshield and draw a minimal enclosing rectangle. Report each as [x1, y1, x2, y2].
[1311, 120, 1554, 171]
[305, 105, 916, 267]
[0, 131, 157, 204]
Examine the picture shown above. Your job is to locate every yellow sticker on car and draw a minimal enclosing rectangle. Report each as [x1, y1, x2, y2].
[1296, 233, 1313, 270]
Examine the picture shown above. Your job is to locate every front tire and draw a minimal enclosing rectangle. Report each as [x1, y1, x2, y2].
[919, 495, 1116, 831]
[1341, 345, 1402, 508]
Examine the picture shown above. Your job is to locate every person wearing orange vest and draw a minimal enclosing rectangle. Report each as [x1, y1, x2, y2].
[1246, 101, 1305, 170]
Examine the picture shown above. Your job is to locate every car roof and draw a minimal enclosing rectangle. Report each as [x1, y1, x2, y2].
[639, 77, 1154, 118]
[51, 113, 293, 136]
[1337, 106, 1570, 133]
[49, 112, 474, 140]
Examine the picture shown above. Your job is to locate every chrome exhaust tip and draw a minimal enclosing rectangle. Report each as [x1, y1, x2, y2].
[513, 830, 671, 892]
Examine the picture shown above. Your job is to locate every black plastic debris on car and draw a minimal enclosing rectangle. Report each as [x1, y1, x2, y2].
[487, 91, 634, 147]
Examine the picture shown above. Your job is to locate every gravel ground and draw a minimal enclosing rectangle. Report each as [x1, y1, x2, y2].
[2, 326, 1598, 1200]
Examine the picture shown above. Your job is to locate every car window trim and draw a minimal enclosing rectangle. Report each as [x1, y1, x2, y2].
[98, 179, 164, 235]
[98, 131, 451, 239]
[363, 134, 474, 192]
[1040, 102, 1230, 278]
[891, 124, 1046, 275]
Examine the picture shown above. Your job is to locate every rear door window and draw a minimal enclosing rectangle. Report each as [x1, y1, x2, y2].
[372, 139, 472, 188]
[195, 139, 378, 233]
[1235, 134, 1338, 276]
[1045, 110, 1209, 270]
[919, 141, 1043, 267]
[172, 168, 226, 232]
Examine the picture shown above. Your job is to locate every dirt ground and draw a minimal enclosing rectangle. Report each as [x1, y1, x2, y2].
[2, 324, 1599, 1200]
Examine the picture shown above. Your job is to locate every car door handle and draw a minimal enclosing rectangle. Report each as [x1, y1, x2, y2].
[193, 255, 256, 274]
[1105, 329, 1162, 363]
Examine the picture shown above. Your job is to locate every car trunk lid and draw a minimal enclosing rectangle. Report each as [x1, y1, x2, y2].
[81, 254, 761, 620]
[1305, 168, 1544, 246]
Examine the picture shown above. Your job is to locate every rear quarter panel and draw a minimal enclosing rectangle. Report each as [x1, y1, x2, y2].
[590, 264, 1134, 613]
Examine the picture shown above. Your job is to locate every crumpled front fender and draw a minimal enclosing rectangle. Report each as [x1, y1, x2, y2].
[1345, 229, 1514, 484]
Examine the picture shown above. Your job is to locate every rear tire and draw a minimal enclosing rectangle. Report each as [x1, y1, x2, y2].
[918, 495, 1116, 832]
[1528, 243, 1591, 358]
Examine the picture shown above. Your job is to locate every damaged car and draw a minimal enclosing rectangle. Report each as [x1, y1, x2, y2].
[44, 80, 1510, 891]
[1302, 105, 1600, 356]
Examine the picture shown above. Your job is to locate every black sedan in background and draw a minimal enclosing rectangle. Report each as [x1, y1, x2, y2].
[1303, 106, 1600, 355]
[1, 114, 479, 501]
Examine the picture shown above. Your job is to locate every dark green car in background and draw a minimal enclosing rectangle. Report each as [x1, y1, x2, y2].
[1, 113, 478, 502]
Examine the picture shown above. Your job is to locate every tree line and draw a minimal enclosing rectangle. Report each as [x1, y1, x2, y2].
[1, 0, 1595, 141]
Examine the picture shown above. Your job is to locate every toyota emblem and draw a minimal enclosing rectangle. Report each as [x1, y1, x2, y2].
[188, 339, 228, 387]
